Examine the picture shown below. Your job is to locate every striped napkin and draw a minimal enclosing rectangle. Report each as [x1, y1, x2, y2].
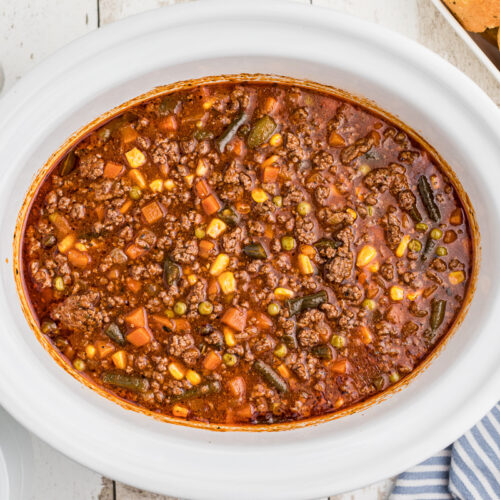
[390, 403, 500, 499]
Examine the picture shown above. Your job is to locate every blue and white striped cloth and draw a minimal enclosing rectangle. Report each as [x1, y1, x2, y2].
[391, 403, 500, 499]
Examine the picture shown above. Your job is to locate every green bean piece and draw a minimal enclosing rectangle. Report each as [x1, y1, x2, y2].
[218, 207, 239, 227]
[171, 380, 222, 402]
[314, 238, 342, 251]
[243, 242, 267, 260]
[163, 257, 181, 286]
[193, 129, 214, 141]
[129, 186, 142, 200]
[408, 206, 423, 223]
[311, 344, 333, 360]
[96, 115, 131, 142]
[60, 150, 77, 176]
[418, 176, 441, 222]
[158, 95, 178, 115]
[102, 372, 150, 393]
[373, 376, 385, 391]
[41, 234, 57, 249]
[283, 332, 298, 350]
[287, 291, 328, 316]
[41, 320, 58, 335]
[421, 235, 436, 261]
[217, 112, 247, 152]
[415, 222, 428, 232]
[247, 115, 276, 149]
[430, 299, 446, 330]
[253, 360, 288, 394]
[104, 323, 126, 346]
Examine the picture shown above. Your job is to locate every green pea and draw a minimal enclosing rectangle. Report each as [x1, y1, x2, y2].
[331, 335, 346, 348]
[164, 309, 175, 318]
[194, 226, 206, 239]
[367, 206, 374, 216]
[415, 223, 428, 232]
[361, 299, 375, 310]
[297, 201, 312, 216]
[54, 277, 64, 291]
[281, 236, 296, 251]
[222, 353, 238, 367]
[430, 228, 443, 240]
[73, 358, 86, 371]
[408, 239, 422, 252]
[41, 320, 58, 335]
[389, 371, 400, 384]
[198, 301, 213, 315]
[273, 196, 283, 208]
[436, 246, 448, 256]
[129, 186, 142, 200]
[267, 302, 280, 316]
[274, 343, 288, 358]
[174, 301, 187, 316]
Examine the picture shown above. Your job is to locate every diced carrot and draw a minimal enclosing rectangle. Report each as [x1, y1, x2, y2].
[129, 168, 146, 189]
[277, 364, 291, 379]
[199, 239, 215, 259]
[141, 201, 165, 224]
[201, 194, 222, 216]
[235, 403, 254, 421]
[158, 115, 177, 132]
[195, 179, 210, 198]
[228, 376, 246, 398]
[125, 307, 147, 328]
[126, 277, 142, 293]
[126, 327, 152, 347]
[264, 225, 274, 239]
[328, 130, 346, 147]
[95, 341, 115, 359]
[207, 277, 219, 299]
[262, 166, 279, 183]
[103, 161, 125, 178]
[151, 315, 191, 332]
[333, 396, 344, 409]
[203, 350, 222, 371]
[263, 96, 277, 114]
[67, 249, 91, 268]
[119, 200, 133, 214]
[230, 137, 244, 156]
[252, 311, 273, 330]
[111, 350, 127, 369]
[331, 359, 347, 374]
[107, 267, 120, 280]
[120, 125, 138, 144]
[125, 243, 147, 260]
[221, 307, 247, 332]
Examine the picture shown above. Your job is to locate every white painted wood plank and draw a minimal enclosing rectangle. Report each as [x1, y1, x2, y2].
[0, 0, 98, 92]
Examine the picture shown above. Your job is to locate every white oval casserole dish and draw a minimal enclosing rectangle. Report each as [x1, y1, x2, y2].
[0, 1, 499, 499]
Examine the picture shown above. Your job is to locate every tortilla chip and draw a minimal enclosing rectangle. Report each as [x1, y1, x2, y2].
[442, 0, 500, 32]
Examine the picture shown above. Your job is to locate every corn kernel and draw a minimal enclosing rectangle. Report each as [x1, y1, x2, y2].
[149, 179, 163, 192]
[187, 274, 198, 286]
[298, 254, 314, 275]
[346, 208, 357, 220]
[360, 164, 371, 176]
[262, 155, 279, 168]
[223, 326, 237, 347]
[185, 174, 194, 187]
[407, 290, 422, 301]
[111, 350, 127, 370]
[206, 218, 227, 239]
[164, 179, 176, 191]
[334, 396, 345, 409]
[58, 233, 76, 254]
[300, 244, 316, 257]
[449, 271, 465, 285]
[186, 369, 201, 386]
[395, 235, 411, 258]
[356, 245, 377, 267]
[251, 188, 268, 203]
[269, 133, 283, 147]
[172, 404, 189, 418]
[274, 287, 295, 300]
[125, 147, 146, 168]
[217, 271, 236, 294]
[168, 362, 185, 380]
[129, 169, 146, 189]
[85, 345, 96, 359]
[390, 286, 404, 301]
[196, 158, 208, 177]
[74, 242, 87, 252]
[210, 253, 230, 276]
[359, 326, 373, 344]
[368, 261, 380, 273]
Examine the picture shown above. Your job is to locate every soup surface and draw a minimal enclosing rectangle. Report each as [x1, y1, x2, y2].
[21, 82, 473, 425]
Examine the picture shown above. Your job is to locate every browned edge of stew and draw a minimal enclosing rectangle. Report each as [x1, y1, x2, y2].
[13, 73, 480, 432]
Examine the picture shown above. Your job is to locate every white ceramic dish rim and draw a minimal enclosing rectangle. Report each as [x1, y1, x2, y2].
[0, 1, 500, 498]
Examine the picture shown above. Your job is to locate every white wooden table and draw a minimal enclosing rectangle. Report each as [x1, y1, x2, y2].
[1, 1, 498, 498]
